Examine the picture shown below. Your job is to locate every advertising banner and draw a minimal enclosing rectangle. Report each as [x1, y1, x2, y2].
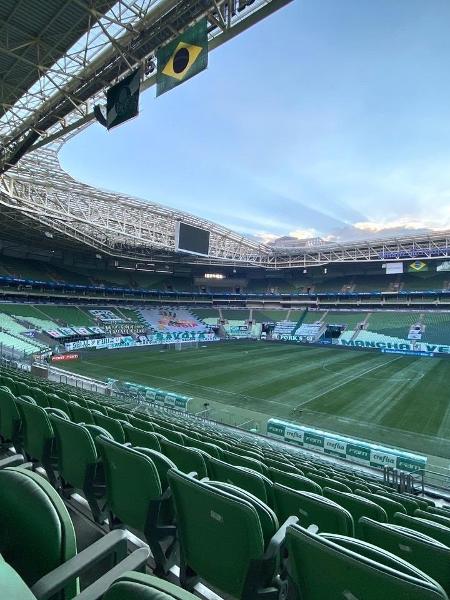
[51, 353, 79, 362]
[266, 418, 427, 472]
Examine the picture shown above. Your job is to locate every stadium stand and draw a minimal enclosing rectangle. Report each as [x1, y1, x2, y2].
[2, 365, 450, 597]
[139, 307, 207, 333]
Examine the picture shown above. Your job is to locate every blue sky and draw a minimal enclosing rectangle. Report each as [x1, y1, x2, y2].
[61, 0, 450, 243]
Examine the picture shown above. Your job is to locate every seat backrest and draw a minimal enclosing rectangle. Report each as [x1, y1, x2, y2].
[0, 386, 21, 441]
[27, 387, 49, 408]
[306, 472, 352, 493]
[323, 487, 387, 536]
[393, 513, 450, 547]
[355, 489, 407, 521]
[273, 483, 354, 535]
[378, 490, 419, 515]
[49, 414, 98, 489]
[104, 572, 199, 600]
[268, 468, 322, 495]
[68, 401, 95, 424]
[208, 456, 272, 504]
[129, 415, 155, 432]
[168, 469, 272, 599]
[359, 517, 450, 595]
[415, 510, 450, 529]
[0, 555, 37, 600]
[92, 411, 125, 443]
[98, 437, 162, 531]
[160, 439, 208, 478]
[185, 437, 222, 458]
[207, 480, 278, 548]
[0, 468, 77, 591]
[221, 449, 267, 474]
[47, 394, 69, 414]
[15, 398, 54, 462]
[134, 447, 177, 491]
[123, 423, 162, 452]
[286, 524, 448, 600]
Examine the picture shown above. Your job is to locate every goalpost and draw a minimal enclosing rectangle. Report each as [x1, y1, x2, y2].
[174, 341, 199, 351]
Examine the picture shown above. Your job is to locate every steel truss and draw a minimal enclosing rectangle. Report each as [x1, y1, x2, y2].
[0, 0, 292, 172]
[0, 147, 270, 264]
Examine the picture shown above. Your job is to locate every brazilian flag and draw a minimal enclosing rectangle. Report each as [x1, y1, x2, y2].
[156, 19, 208, 97]
[408, 260, 428, 272]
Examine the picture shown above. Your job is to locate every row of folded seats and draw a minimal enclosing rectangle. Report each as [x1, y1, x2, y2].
[1, 368, 450, 598]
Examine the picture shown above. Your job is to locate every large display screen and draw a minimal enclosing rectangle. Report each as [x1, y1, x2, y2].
[175, 222, 210, 256]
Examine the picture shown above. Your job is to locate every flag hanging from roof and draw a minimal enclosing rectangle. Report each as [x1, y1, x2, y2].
[106, 68, 141, 130]
[408, 260, 428, 272]
[156, 19, 208, 97]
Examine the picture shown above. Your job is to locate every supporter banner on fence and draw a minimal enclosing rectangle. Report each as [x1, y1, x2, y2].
[89, 309, 125, 323]
[267, 418, 427, 472]
[339, 338, 450, 355]
[65, 336, 134, 350]
[64, 331, 219, 351]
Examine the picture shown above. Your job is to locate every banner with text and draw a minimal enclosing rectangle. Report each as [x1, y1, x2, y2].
[267, 418, 426, 472]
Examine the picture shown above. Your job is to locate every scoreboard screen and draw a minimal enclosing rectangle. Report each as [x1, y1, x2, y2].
[175, 222, 210, 256]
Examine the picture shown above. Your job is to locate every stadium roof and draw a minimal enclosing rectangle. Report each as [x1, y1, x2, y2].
[0, 0, 292, 173]
[0, 0, 449, 269]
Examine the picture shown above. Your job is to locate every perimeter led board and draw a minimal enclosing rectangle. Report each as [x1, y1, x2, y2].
[175, 222, 210, 256]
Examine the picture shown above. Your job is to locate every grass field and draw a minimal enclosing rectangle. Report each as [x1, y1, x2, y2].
[61, 341, 450, 461]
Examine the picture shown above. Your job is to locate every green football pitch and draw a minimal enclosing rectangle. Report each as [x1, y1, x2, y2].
[61, 341, 450, 461]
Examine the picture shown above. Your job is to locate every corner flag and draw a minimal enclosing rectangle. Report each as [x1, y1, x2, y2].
[156, 19, 208, 97]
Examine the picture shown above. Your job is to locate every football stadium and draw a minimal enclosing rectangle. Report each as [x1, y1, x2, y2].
[1, 1, 450, 598]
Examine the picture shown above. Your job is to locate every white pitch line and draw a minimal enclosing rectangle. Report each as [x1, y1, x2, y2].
[295, 355, 405, 408]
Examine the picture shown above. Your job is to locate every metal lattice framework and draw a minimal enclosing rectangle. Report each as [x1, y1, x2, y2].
[0, 0, 292, 172]
[0, 147, 271, 264]
[0, 0, 449, 269]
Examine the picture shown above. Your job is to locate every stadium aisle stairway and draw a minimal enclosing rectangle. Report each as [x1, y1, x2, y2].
[1, 367, 450, 598]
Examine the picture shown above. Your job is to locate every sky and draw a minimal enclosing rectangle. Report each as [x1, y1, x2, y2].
[60, 0, 450, 244]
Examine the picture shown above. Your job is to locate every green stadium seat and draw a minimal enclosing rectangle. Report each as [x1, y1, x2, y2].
[0, 386, 22, 450]
[0, 467, 150, 599]
[92, 411, 126, 443]
[68, 401, 95, 424]
[185, 437, 222, 458]
[15, 397, 58, 486]
[355, 489, 407, 521]
[123, 423, 162, 452]
[160, 438, 208, 478]
[393, 513, 450, 546]
[221, 449, 267, 474]
[285, 523, 448, 600]
[46, 393, 69, 414]
[207, 456, 273, 504]
[359, 517, 450, 595]
[273, 483, 354, 535]
[0, 556, 36, 600]
[103, 572, 200, 600]
[322, 487, 387, 537]
[167, 469, 296, 600]
[49, 414, 107, 523]
[129, 415, 155, 432]
[415, 510, 450, 528]
[306, 472, 352, 493]
[378, 490, 419, 515]
[27, 386, 49, 408]
[268, 468, 322, 494]
[98, 437, 176, 575]
[153, 425, 185, 445]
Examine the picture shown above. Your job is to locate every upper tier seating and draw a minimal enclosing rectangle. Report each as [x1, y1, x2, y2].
[139, 307, 207, 333]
